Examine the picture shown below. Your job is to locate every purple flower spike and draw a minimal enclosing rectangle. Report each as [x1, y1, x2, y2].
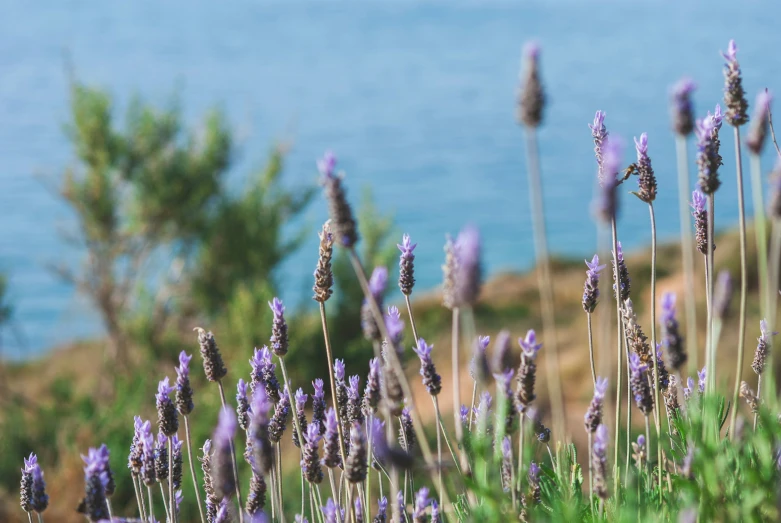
[454, 225, 482, 306]
[369, 267, 388, 299]
[589, 110, 609, 184]
[582, 254, 606, 313]
[334, 359, 345, 381]
[413, 487, 431, 520]
[317, 151, 337, 178]
[747, 90, 773, 154]
[696, 109, 723, 194]
[592, 424, 609, 500]
[362, 267, 388, 343]
[519, 330, 542, 359]
[414, 338, 442, 396]
[671, 78, 697, 136]
[176, 351, 192, 380]
[594, 136, 623, 222]
[697, 367, 707, 394]
[584, 376, 608, 433]
[385, 306, 404, 345]
[322, 498, 343, 523]
[752, 319, 778, 376]
[156, 376, 178, 437]
[722, 40, 749, 126]
[518, 41, 545, 127]
[690, 190, 711, 255]
[212, 408, 237, 500]
[398, 233, 417, 296]
[269, 297, 289, 357]
[629, 353, 653, 416]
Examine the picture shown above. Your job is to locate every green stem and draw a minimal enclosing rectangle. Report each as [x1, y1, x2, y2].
[610, 217, 623, 497]
[730, 126, 749, 438]
[132, 474, 146, 521]
[587, 313, 597, 388]
[648, 203, 663, 499]
[676, 135, 700, 373]
[147, 485, 155, 523]
[169, 435, 176, 523]
[524, 127, 566, 435]
[706, 195, 716, 393]
[754, 374, 763, 431]
[217, 380, 245, 523]
[183, 416, 206, 523]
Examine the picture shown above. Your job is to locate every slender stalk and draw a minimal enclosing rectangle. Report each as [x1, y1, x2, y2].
[644, 416, 651, 475]
[26, 513, 32, 523]
[318, 303, 349, 478]
[106, 499, 113, 522]
[648, 203, 663, 497]
[730, 127, 749, 437]
[314, 485, 327, 523]
[216, 381, 245, 523]
[452, 307, 464, 446]
[159, 483, 169, 520]
[269, 452, 277, 521]
[587, 431, 594, 518]
[432, 396, 444, 507]
[346, 247, 451, 507]
[132, 474, 146, 521]
[610, 217, 623, 495]
[183, 416, 207, 523]
[706, 195, 716, 393]
[169, 435, 176, 523]
[147, 486, 155, 523]
[276, 442, 286, 523]
[403, 295, 420, 341]
[770, 221, 781, 328]
[587, 313, 597, 387]
[751, 154, 770, 320]
[516, 416, 525, 492]
[754, 375, 763, 431]
[36, 514, 43, 523]
[624, 329, 631, 481]
[524, 128, 566, 435]
[676, 135, 700, 372]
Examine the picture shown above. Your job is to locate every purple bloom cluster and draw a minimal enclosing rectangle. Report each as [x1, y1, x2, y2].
[414, 338, 442, 396]
[696, 106, 724, 195]
[690, 190, 711, 255]
[661, 292, 687, 371]
[671, 78, 696, 136]
[175, 350, 194, 415]
[362, 267, 388, 343]
[747, 90, 772, 154]
[584, 377, 608, 433]
[20, 453, 48, 514]
[633, 132, 657, 203]
[595, 135, 623, 223]
[156, 376, 178, 437]
[250, 346, 281, 403]
[269, 297, 289, 357]
[752, 319, 778, 376]
[592, 424, 609, 499]
[319, 151, 359, 248]
[722, 39, 749, 126]
[589, 110, 609, 185]
[629, 353, 654, 416]
[398, 233, 417, 296]
[582, 254, 606, 313]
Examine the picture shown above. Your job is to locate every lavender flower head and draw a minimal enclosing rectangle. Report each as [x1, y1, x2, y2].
[301, 423, 324, 484]
[752, 319, 778, 375]
[269, 384, 291, 443]
[322, 408, 342, 469]
[320, 151, 359, 247]
[375, 496, 388, 523]
[683, 376, 695, 400]
[362, 267, 388, 342]
[269, 297, 289, 357]
[661, 292, 687, 371]
[494, 368, 517, 434]
[347, 375, 364, 424]
[312, 379, 327, 433]
[196, 328, 228, 382]
[431, 501, 441, 523]
[747, 89, 772, 154]
[215, 498, 230, 523]
[595, 135, 623, 223]
[698, 366, 707, 394]
[592, 424, 609, 500]
[399, 407, 416, 452]
[157, 376, 178, 437]
[517, 41, 545, 127]
[128, 416, 144, 477]
[492, 330, 513, 374]
[345, 422, 368, 484]
[722, 39, 749, 126]
[691, 190, 711, 255]
[584, 376, 608, 433]
[613, 241, 631, 301]
[154, 431, 169, 481]
[632, 132, 657, 203]
[314, 220, 335, 303]
[632, 434, 647, 469]
[412, 487, 431, 522]
[671, 78, 697, 136]
[589, 110, 609, 185]
[171, 436, 183, 489]
[384, 306, 404, 348]
[175, 351, 194, 415]
[250, 346, 281, 403]
[696, 109, 723, 195]
[398, 233, 417, 296]
[454, 225, 482, 307]
[249, 385, 274, 475]
[21, 453, 48, 514]
[139, 420, 156, 486]
[82, 448, 110, 521]
[237, 379, 251, 431]
[629, 353, 654, 416]
[501, 436, 513, 491]
[322, 498, 344, 523]
[713, 270, 733, 320]
[362, 358, 381, 415]
[516, 329, 541, 412]
[212, 407, 237, 499]
[582, 254, 606, 313]
[470, 335, 490, 384]
[293, 387, 310, 448]
[526, 461, 542, 505]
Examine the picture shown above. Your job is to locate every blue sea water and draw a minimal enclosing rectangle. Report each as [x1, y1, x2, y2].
[1, 0, 780, 358]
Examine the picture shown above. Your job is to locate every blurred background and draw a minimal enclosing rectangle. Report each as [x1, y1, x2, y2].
[1, 1, 781, 521]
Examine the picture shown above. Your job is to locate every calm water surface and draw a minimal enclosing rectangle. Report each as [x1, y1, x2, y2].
[1, 1, 780, 357]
